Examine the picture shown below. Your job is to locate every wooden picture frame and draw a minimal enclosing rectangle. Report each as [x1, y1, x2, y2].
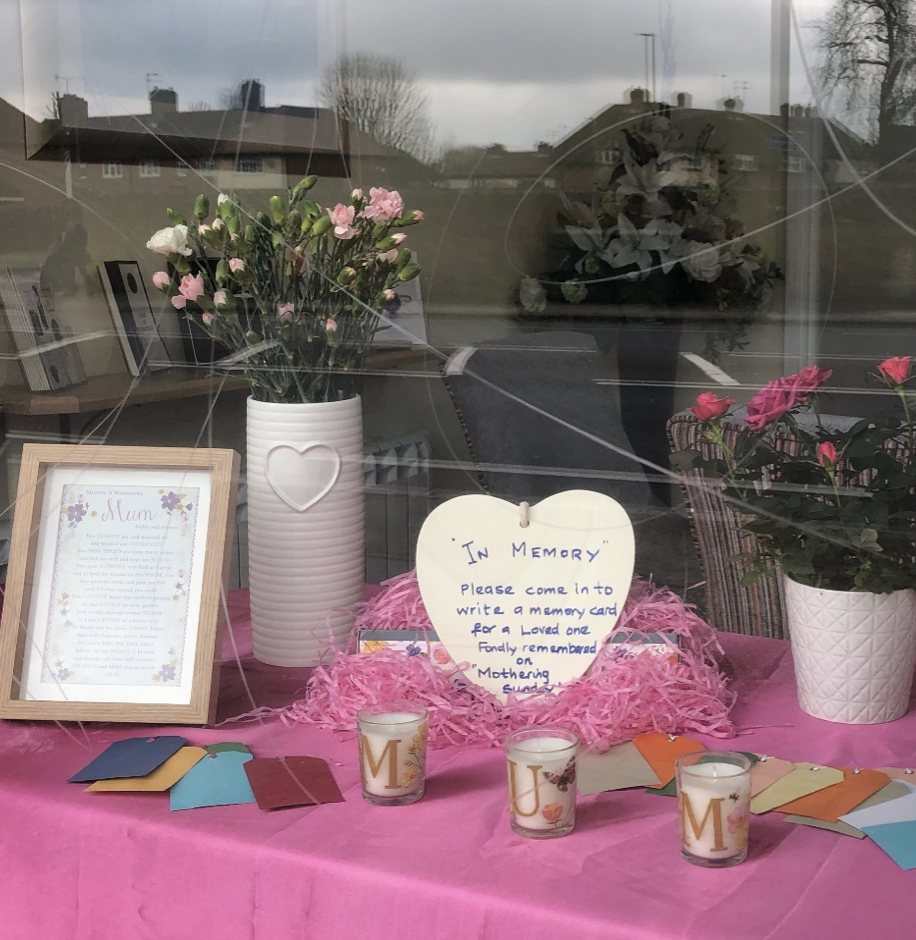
[0, 444, 240, 724]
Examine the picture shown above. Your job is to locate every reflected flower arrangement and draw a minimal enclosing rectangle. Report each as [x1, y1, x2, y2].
[525, 113, 782, 359]
[147, 178, 423, 403]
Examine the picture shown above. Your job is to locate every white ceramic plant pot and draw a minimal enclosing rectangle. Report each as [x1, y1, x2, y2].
[784, 576, 916, 724]
[247, 396, 365, 666]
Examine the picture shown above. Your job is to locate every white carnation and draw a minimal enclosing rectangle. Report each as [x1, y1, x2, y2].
[146, 224, 192, 256]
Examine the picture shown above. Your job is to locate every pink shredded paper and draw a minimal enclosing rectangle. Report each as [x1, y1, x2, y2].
[281, 571, 736, 750]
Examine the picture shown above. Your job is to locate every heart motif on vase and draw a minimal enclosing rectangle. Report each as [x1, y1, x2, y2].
[416, 490, 635, 703]
[264, 441, 341, 512]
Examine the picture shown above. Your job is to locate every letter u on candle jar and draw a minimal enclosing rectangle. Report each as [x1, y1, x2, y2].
[675, 750, 752, 868]
[357, 702, 429, 806]
[505, 727, 579, 839]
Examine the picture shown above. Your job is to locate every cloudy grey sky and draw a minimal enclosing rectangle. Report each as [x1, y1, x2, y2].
[3, 0, 833, 149]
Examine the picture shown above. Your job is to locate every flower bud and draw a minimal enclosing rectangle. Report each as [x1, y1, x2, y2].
[194, 194, 210, 220]
[311, 215, 333, 236]
[287, 209, 302, 234]
[215, 259, 230, 283]
[227, 214, 241, 236]
[396, 247, 412, 268]
[337, 266, 357, 285]
[397, 263, 420, 282]
[256, 211, 272, 229]
[300, 216, 313, 236]
[301, 199, 321, 220]
[270, 195, 287, 225]
[300, 175, 318, 191]
[166, 208, 186, 226]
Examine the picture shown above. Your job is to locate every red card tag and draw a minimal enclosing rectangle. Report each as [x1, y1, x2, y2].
[244, 756, 344, 810]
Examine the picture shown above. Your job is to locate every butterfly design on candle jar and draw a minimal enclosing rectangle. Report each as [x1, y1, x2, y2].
[542, 758, 576, 792]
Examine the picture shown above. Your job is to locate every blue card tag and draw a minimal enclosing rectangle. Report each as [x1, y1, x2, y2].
[68, 735, 187, 783]
[863, 820, 916, 870]
[169, 749, 256, 811]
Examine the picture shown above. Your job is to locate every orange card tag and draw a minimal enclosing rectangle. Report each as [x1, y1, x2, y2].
[632, 733, 704, 788]
[876, 768, 916, 782]
[774, 768, 890, 822]
[750, 756, 795, 797]
[751, 762, 844, 815]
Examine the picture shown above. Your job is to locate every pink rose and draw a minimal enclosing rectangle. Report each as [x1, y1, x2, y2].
[213, 290, 227, 307]
[745, 380, 797, 431]
[359, 187, 404, 222]
[785, 365, 833, 396]
[327, 204, 357, 239]
[745, 366, 832, 432]
[325, 317, 337, 331]
[878, 356, 912, 386]
[151, 271, 170, 290]
[229, 258, 245, 273]
[689, 391, 735, 421]
[817, 441, 837, 467]
[177, 273, 205, 303]
[202, 312, 214, 326]
[276, 302, 294, 321]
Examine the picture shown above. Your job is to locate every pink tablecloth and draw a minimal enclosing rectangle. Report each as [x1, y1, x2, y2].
[2, 590, 914, 940]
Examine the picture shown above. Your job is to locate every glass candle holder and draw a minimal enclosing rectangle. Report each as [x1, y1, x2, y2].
[675, 750, 752, 868]
[357, 702, 429, 806]
[505, 727, 579, 838]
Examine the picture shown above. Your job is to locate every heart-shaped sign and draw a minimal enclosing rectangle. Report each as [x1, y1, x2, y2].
[264, 441, 341, 512]
[416, 490, 634, 703]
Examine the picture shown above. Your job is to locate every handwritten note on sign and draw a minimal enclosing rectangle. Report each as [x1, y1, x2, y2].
[416, 490, 635, 703]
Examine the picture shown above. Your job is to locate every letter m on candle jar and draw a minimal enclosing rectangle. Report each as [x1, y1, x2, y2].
[679, 791, 728, 853]
[359, 735, 402, 791]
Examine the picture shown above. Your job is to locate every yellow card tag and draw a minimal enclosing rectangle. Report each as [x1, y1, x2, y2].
[86, 746, 207, 792]
[750, 762, 844, 815]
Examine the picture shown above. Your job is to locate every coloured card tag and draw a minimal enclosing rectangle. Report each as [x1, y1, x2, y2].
[784, 780, 914, 838]
[244, 757, 345, 810]
[169, 749, 256, 811]
[205, 742, 252, 754]
[86, 747, 206, 792]
[68, 735, 187, 783]
[577, 741, 661, 795]
[862, 820, 916, 870]
[750, 762, 844, 815]
[773, 768, 890, 823]
[875, 767, 916, 782]
[750, 756, 795, 798]
[839, 780, 916, 829]
[416, 491, 635, 703]
[633, 733, 705, 788]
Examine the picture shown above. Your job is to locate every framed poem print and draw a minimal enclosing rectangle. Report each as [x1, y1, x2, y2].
[0, 444, 240, 724]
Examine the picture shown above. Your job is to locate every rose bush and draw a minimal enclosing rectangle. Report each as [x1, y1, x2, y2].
[689, 358, 916, 593]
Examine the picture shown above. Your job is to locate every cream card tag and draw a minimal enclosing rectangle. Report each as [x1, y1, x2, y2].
[577, 741, 662, 795]
[416, 491, 634, 703]
[751, 762, 844, 815]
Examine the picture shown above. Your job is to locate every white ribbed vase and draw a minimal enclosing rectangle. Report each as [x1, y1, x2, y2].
[784, 576, 916, 724]
[247, 396, 365, 666]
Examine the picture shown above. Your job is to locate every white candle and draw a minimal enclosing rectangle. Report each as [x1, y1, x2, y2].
[678, 761, 750, 861]
[358, 708, 428, 804]
[506, 734, 578, 834]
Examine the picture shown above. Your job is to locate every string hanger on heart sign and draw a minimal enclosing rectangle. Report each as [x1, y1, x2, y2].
[416, 490, 636, 704]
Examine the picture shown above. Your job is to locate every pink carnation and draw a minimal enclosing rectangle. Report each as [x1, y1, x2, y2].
[689, 391, 734, 421]
[327, 204, 357, 239]
[229, 258, 245, 273]
[326, 318, 338, 332]
[151, 271, 170, 290]
[213, 290, 227, 307]
[177, 273, 205, 303]
[202, 312, 214, 326]
[360, 187, 404, 222]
